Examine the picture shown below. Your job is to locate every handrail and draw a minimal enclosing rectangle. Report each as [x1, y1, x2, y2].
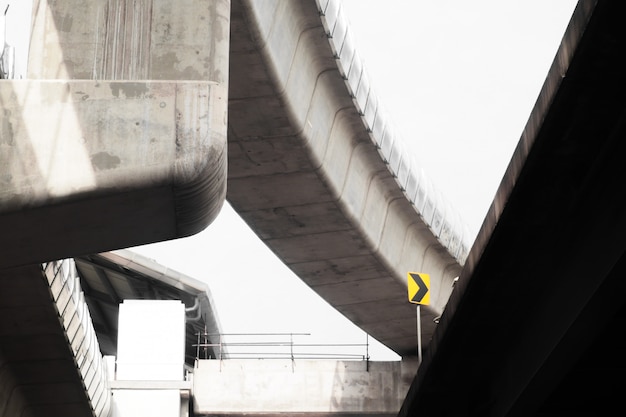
[193, 332, 371, 363]
[42, 259, 111, 417]
[315, 0, 473, 263]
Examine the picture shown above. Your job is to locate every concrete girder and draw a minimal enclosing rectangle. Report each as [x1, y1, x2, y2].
[0, 79, 227, 267]
[0, 0, 231, 268]
[193, 359, 418, 416]
[227, 0, 462, 356]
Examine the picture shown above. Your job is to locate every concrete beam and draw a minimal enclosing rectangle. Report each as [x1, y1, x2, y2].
[0, 79, 226, 267]
[0, 0, 230, 267]
[227, 0, 462, 356]
[193, 359, 417, 416]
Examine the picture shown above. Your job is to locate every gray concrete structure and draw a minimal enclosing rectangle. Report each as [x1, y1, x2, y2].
[14, 0, 622, 415]
[194, 359, 417, 417]
[44, 259, 111, 416]
[0, 260, 109, 417]
[74, 250, 225, 365]
[400, 1, 626, 414]
[6, 0, 626, 415]
[0, 0, 229, 267]
[227, 0, 468, 357]
[0, 0, 472, 360]
[0, 249, 227, 417]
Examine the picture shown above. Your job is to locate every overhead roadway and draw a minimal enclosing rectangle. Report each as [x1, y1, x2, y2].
[0, 0, 473, 359]
[227, 0, 469, 357]
[74, 250, 225, 366]
[0, 249, 225, 417]
[399, 1, 626, 415]
[8, 1, 626, 414]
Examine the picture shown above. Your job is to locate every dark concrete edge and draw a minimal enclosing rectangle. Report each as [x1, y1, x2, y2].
[397, 1, 597, 416]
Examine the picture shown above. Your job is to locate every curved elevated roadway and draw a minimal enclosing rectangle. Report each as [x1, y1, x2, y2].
[0, 0, 473, 360]
[227, 0, 471, 357]
[400, 1, 626, 414]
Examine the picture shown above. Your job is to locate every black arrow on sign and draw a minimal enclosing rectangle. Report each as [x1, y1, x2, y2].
[410, 272, 429, 303]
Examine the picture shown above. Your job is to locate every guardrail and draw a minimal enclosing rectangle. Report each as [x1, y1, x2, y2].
[315, 0, 472, 263]
[194, 332, 371, 362]
[43, 259, 111, 417]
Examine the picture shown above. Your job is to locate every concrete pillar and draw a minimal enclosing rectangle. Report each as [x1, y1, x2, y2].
[116, 300, 186, 381]
[111, 300, 190, 417]
[0, 0, 230, 267]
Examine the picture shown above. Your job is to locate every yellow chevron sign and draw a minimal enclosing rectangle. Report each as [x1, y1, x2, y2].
[408, 272, 430, 305]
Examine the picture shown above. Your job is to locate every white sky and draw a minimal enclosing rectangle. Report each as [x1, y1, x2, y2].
[131, 0, 578, 360]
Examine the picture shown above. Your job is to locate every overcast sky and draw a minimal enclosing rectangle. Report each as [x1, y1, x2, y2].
[131, 1, 578, 360]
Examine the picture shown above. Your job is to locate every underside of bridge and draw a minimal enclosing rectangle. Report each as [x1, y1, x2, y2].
[0, 0, 465, 361]
[226, 0, 463, 358]
[0, 0, 230, 268]
[0, 264, 96, 417]
[400, 1, 626, 415]
[0, 2, 468, 413]
[12, 1, 626, 414]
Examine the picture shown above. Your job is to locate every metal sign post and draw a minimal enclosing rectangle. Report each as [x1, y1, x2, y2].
[416, 304, 422, 364]
[408, 272, 430, 364]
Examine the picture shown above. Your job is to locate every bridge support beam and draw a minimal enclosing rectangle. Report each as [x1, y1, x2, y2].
[0, 79, 226, 267]
[0, 0, 230, 268]
[193, 359, 418, 417]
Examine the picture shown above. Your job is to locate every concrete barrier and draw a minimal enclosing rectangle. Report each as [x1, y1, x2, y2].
[193, 359, 417, 416]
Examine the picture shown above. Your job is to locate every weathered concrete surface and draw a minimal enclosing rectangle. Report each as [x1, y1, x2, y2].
[0, 79, 226, 267]
[28, 0, 230, 83]
[44, 259, 112, 416]
[3, 0, 465, 359]
[193, 359, 417, 416]
[0, 263, 98, 417]
[227, 0, 462, 357]
[0, 0, 230, 268]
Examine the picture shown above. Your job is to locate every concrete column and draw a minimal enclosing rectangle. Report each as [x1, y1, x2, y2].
[111, 300, 189, 417]
[0, 0, 230, 267]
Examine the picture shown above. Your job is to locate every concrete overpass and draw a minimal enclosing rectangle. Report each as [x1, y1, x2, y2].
[0, 0, 470, 359]
[76, 250, 420, 417]
[225, 0, 470, 356]
[2, 249, 415, 417]
[11, 0, 626, 415]
[0, 249, 228, 416]
[0, 259, 111, 416]
[399, 1, 626, 415]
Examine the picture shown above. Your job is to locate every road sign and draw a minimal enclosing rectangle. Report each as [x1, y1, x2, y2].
[408, 272, 430, 305]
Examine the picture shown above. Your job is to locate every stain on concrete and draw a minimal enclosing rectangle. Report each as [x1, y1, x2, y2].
[1, 111, 14, 146]
[59, 14, 74, 32]
[152, 52, 203, 80]
[110, 83, 149, 98]
[91, 152, 121, 170]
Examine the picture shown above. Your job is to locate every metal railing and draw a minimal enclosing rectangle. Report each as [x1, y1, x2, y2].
[194, 332, 370, 362]
[315, 0, 473, 263]
[43, 259, 111, 417]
